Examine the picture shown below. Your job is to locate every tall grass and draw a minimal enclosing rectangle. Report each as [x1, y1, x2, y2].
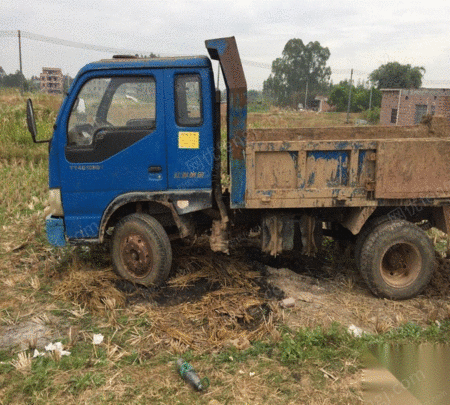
[0, 89, 61, 161]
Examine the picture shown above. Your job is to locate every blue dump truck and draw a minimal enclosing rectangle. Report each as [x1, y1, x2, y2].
[27, 37, 450, 300]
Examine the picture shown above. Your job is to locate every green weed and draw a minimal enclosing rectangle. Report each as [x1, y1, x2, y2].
[68, 371, 106, 394]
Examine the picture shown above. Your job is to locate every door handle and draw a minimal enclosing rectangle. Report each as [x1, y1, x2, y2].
[148, 166, 162, 173]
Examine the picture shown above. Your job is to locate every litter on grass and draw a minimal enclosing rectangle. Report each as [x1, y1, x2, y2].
[44, 341, 71, 356]
[93, 333, 104, 345]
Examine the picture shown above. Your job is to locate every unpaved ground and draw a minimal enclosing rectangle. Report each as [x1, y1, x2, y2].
[264, 241, 450, 334]
[2, 238, 449, 352]
[2, 231, 449, 404]
[267, 263, 450, 334]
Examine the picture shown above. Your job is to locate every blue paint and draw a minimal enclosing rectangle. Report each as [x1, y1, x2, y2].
[288, 151, 298, 163]
[307, 151, 349, 187]
[307, 172, 316, 187]
[230, 158, 246, 206]
[50, 56, 215, 240]
[228, 92, 247, 208]
[335, 141, 349, 150]
[280, 142, 291, 151]
[46, 215, 66, 247]
[204, 38, 228, 56]
[76, 56, 211, 78]
[357, 149, 376, 179]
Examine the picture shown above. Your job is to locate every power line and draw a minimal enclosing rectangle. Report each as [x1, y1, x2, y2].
[2, 30, 450, 86]
[0, 30, 151, 55]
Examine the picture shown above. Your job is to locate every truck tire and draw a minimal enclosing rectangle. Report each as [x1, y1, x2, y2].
[354, 215, 391, 270]
[112, 213, 172, 286]
[359, 219, 436, 300]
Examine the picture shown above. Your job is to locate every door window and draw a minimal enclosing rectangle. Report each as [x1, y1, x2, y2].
[67, 77, 156, 147]
[175, 74, 202, 127]
[66, 77, 156, 163]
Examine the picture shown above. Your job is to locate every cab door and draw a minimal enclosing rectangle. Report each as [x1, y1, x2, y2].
[164, 69, 214, 190]
[59, 70, 167, 239]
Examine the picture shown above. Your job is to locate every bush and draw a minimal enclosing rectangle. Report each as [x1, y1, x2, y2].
[361, 107, 380, 124]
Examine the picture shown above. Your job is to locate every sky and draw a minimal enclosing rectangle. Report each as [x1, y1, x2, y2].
[1, 0, 450, 90]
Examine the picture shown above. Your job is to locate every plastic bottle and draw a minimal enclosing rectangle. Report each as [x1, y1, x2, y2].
[176, 358, 209, 391]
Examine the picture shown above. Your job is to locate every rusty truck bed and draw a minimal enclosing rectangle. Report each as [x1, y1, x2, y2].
[245, 116, 450, 209]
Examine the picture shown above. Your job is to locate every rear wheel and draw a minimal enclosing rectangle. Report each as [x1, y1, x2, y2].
[360, 220, 435, 300]
[354, 215, 391, 270]
[112, 213, 172, 286]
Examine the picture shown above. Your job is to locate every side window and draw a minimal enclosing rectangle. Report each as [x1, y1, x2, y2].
[107, 79, 156, 127]
[67, 77, 156, 147]
[175, 74, 202, 127]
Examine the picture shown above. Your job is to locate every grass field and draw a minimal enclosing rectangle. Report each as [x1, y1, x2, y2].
[1, 88, 449, 404]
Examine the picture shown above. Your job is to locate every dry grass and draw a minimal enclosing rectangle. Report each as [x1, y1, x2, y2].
[9, 351, 32, 374]
[53, 267, 126, 313]
[50, 241, 279, 354]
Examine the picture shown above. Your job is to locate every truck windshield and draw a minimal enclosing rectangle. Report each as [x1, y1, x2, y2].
[67, 77, 156, 146]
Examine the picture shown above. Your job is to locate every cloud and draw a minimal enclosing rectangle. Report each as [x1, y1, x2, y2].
[1, 0, 449, 88]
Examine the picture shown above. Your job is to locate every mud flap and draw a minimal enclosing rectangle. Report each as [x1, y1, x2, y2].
[261, 215, 294, 256]
[46, 215, 66, 247]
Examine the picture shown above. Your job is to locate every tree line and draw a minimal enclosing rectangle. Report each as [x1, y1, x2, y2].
[263, 38, 425, 113]
[0, 71, 30, 90]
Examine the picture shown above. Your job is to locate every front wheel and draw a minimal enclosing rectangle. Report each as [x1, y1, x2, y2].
[360, 220, 436, 300]
[112, 213, 172, 286]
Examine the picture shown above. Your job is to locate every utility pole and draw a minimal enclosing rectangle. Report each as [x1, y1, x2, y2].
[369, 85, 373, 110]
[304, 81, 308, 110]
[18, 30, 24, 94]
[346, 69, 353, 124]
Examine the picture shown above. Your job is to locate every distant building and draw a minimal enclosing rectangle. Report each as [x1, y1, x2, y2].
[31, 75, 41, 92]
[380, 88, 450, 126]
[314, 96, 335, 113]
[40, 67, 64, 94]
[0, 66, 5, 78]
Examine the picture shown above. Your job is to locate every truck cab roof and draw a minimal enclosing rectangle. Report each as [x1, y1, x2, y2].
[77, 55, 212, 75]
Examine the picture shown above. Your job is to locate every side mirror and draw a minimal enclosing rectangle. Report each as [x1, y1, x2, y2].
[26, 99, 50, 144]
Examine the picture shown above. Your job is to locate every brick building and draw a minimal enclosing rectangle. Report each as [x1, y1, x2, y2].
[380, 88, 450, 126]
[40, 67, 64, 94]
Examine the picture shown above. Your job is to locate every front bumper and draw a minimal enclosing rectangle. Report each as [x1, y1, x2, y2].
[46, 215, 66, 247]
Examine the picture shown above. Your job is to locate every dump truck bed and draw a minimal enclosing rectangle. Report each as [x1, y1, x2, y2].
[245, 117, 450, 209]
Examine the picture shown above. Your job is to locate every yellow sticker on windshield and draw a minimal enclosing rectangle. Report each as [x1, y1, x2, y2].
[178, 132, 199, 149]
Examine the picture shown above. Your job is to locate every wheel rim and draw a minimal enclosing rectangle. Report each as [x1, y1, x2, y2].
[380, 242, 422, 288]
[120, 233, 153, 279]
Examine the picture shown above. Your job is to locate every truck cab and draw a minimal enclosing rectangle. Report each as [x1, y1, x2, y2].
[52, 55, 216, 240]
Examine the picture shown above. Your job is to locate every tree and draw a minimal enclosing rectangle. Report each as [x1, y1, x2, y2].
[0, 70, 26, 89]
[328, 80, 381, 112]
[263, 39, 331, 108]
[369, 62, 425, 89]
